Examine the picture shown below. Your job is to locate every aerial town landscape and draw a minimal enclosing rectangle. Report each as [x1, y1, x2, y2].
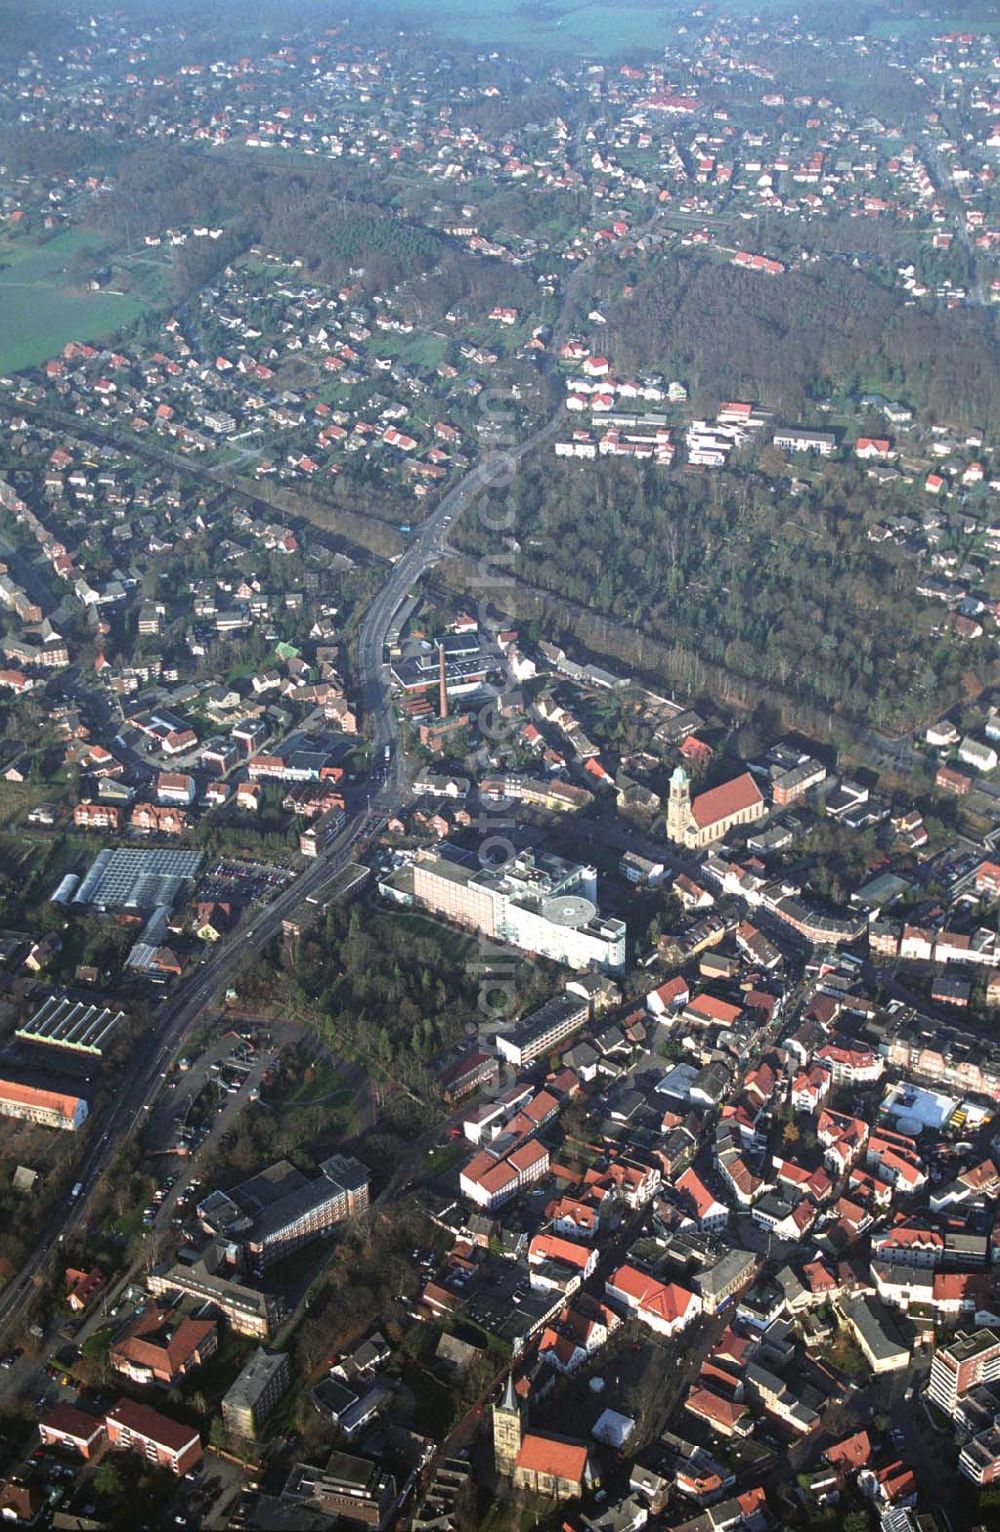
[0, 0, 997, 1528]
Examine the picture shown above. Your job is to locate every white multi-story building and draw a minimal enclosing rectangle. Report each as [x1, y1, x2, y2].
[406, 847, 626, 971]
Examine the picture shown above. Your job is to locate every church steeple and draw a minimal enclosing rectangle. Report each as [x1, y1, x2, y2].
[492, 1372, 523, 1476]
[666, 763, 692, 845]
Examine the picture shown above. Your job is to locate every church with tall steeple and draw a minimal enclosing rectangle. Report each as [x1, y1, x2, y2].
[666, 764, 694, 845]
[665, 763, 765, 850]
[492, 1371, 596, 1500]
[492, 1372, 523, 1475]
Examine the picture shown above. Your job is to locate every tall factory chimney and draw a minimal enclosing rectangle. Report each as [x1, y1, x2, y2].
[438, 643, 448, 719]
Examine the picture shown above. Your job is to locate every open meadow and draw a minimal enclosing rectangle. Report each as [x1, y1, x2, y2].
[0, 227, 161, 373]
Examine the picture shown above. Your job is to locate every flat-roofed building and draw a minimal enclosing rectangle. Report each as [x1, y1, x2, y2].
[409, 846, 625, 972]
[196, 1156, 369, 1274]
[496, 995, 590, 1068]
[773, 427, 837, 457]
[960, 1425, 1000, 1485]
[930, 1329, 1000, 1415]
[222, 1349, 290, 1439]
[283, 1448, 396, 1529]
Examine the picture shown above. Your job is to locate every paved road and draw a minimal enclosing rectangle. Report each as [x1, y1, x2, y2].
[0, 184, 660, 1341]
[0, 413, 557, 1340]
[0, 812, 375, 1339]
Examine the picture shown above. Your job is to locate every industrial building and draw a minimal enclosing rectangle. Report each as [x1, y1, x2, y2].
[390, 631, 498, 703]
[72, 847, 203, 913]
[15, 995, 125, 1057]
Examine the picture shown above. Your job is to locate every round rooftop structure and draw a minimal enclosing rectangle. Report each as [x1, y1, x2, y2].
[541, 894, 597, 929]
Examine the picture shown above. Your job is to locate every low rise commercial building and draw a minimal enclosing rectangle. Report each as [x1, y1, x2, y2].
[283, 1449, 396, 1529]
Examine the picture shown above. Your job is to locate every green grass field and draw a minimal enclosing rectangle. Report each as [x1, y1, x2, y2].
[0, 228, 156, 374]
[367, 330, 448, 370]
[868, 13, 998, 39]
[370, 0, 693, 55]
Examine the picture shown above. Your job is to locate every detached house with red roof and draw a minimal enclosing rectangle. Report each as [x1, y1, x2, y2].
[647, 976, 690, 1016]
[538, 1293, 621, 1374]
[855, 437, 893, 461]
[65, 1267, 105, 1313]
[824, 1430, 872, 1473]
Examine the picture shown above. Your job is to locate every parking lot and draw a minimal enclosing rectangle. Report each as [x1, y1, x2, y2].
[196, 857, 293, 906]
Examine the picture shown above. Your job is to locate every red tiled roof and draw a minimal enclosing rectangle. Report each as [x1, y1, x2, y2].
[608, 1263, 696, 1324]
[825, 1430, 871, 1469]
[676, 1167, 722, 1220]
[0, 1078, 83, 1123]
[39, 1403, 104, 1443]
[685, 1387, 747, 1427]
[691, 771, 763, 830]
[528, 1234, 591, 1270]
[688, 993, 742, 1025]
[105, 1398, 200, 1455]
[515, 1433, 588, 1481]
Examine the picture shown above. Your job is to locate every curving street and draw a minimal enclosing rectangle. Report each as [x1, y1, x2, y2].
[0, 196, 642, 1337]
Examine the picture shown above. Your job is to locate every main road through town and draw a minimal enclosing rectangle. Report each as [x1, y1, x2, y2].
[0, 202, 638, 1335]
